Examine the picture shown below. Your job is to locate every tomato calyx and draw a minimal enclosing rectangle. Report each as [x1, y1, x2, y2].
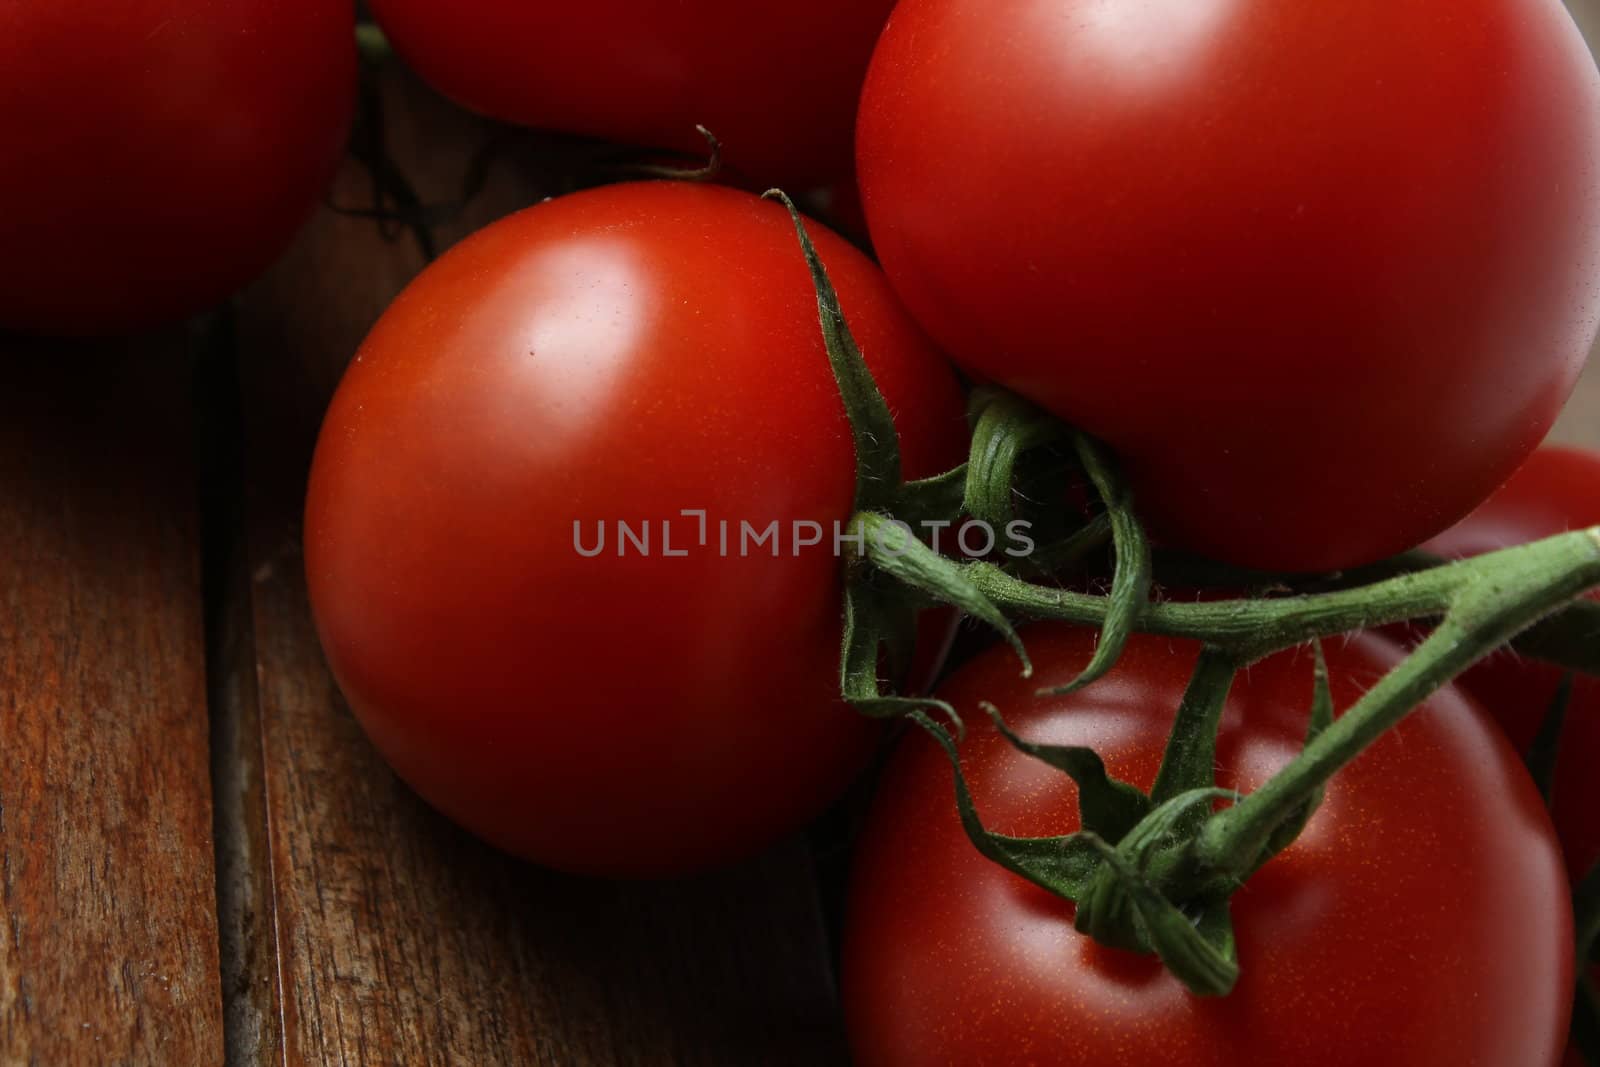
[767, 189, 1026, 725]
[771, 188, 1600, 995]
[899, 528, 1600, 996]
[899, 642, 1330, 996]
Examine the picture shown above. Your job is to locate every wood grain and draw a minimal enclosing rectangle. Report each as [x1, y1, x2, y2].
[0, 338, 225, 1065]
[222, 68, 849, 1066]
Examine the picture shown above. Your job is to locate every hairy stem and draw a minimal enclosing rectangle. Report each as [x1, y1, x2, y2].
[1191, 527, 1600, 878]
[965, 528, 1600, 668]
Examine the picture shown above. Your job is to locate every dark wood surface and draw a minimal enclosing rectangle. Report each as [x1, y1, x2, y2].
[221, 69, 848, 1067]
[0, 65, 849, 1067]
[0, 340, 225, 1065]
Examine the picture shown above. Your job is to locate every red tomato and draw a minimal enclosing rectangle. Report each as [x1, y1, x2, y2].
[0, 2, 355, 336]
[858, 0, 1600, 572]
[1425, 446, 1600, 887]
[845, 626, 1573, 1066]
[364, 0, 895, 187]
[304, 182, 966, 876]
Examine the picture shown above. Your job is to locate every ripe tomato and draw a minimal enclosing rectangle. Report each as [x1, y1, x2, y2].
[0, 2, 355, 337]
[844, 626, 1573, 1066]
[1425, 446, 1600, 886]
[304, 181, 966, 877]
[364, 0, 895, 187]
[858, 0, 1600, 572]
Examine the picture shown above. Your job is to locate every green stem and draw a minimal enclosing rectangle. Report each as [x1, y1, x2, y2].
[1191, 527, 1600, 879]
[1152, 547, 1600, 675]
[1148, 647, 1241, 811]
[965, 528, 1600, 665]
[765, 192, 902, 512]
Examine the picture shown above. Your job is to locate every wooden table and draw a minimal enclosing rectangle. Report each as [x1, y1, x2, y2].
[3, 63, 1598, 1067]
[1, 69, 848, 1067]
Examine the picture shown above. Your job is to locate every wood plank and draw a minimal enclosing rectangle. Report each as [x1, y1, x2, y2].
[197, 312, 284, 1067]
[225, 67, 848, 1066]
[0, 337, 225, 1065]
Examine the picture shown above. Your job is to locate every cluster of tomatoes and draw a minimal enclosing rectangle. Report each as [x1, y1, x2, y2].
[6, 1, 1600, 1064]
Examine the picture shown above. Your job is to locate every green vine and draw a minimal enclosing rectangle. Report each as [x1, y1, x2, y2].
[767, 188, 1600, 1003]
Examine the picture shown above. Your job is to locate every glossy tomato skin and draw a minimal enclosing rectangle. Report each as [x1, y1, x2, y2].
[0, 2, 355, 336]
[1425, 446, 1600, 886]
[858, 0, 1600, 572]
[304, 182, 966, 877]
[365, 0, 895, 188]
[845, 627, 1572, 1066]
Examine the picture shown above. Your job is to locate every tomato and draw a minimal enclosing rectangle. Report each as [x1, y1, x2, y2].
[1425, 446, 1600, 887]
[304, 181, 966, 876]
[858, 0, 1600, 572]
[364, 0, 894, 188]
[844, 626, 1572, 1065]
[0, 2, 355, 337]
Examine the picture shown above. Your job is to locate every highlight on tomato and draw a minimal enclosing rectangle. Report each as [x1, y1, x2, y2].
[844, 626, 1574, 1067]
[363, 0, 896, 187]
[0, 1, 356, 336]
[303, 180, 966, 877]
[857, 0, 1600, 572]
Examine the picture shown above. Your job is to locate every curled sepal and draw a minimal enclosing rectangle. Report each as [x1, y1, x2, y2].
[1123, 788, 1242, 864]
[1528, 674, 1574, 804]
[1078, 834, 1241, 997]
[1149, 647, 1241, 817]
[1038, 433, 1152, 695]
[1074, 788, 1236, 954]
[907, 711, 1103, 900]
[963, 389, 1064, 527]
[858, 512, 1033, 677]
[764, 190, 902, 512]
[841, 582, 961, 730]
[1074, 846, 1149, 954]
[980, 702, 1150, 842]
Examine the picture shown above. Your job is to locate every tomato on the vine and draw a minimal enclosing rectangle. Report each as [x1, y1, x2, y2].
[364, 0, 895, 187]
[858, 0, 1600, 572]
[304, 181, 966, 877]
[0, 1, 355, 336]
[844, 626, 1573, 1066]
[1425, 446, 1600, 887]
